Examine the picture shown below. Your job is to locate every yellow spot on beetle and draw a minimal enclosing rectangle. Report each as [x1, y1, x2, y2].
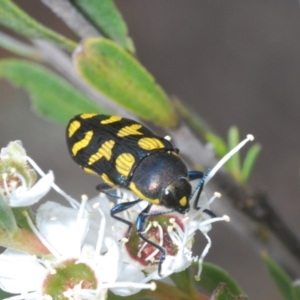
[179, 196, 187, 207]
[88, 140, 115, 165]
[138, 137, 165, 150]
[101, 173, 115, 185]
[115, 153, 135, 177]
[72, 130, 93, 156]
[80, 113, 98, 119]
[129, 182, 160, 205]
[83, 167, 97, 175]
[117, 124, 143, 137]
[101, 116, 122, 124]
[68, 120, 81, 138]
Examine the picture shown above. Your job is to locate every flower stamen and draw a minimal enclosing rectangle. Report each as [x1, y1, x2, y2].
[137, 222, 153, 257]
[171, 219, 184, 238]
[195, 214, 230, 280]
[3, 291, 40, 300]
[200, 215, 230, 227]
[77, 195, 88, 223]
[205, 134, 254, 185]
[2, 173, 11, 197]
[137, 242, 148, 258]
[195, 231, 211, 281]
[100, 281, 156, 291]
[168, 230, 181, 247]
[26, 156, 79, 208]
[145, 223, 163, 262]
[189, 192, 221, 220]
[23, 211, 61, 259]
[141, 221, 152, 234]
[15, 172, 26, 189]
[42, 259, 57, 274]
[93, 205, 106, 264]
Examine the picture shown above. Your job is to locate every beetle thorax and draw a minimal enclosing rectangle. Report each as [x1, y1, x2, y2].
[130, 151, 190, 210]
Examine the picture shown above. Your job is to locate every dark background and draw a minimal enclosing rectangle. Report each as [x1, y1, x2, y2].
[1, 1, 300, 299]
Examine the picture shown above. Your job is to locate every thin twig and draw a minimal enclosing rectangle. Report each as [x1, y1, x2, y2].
[40, 0, 99, 39]
[214, 173, 300, 263]
[211, 189, 300, 278]
[0, 31, 41, 59]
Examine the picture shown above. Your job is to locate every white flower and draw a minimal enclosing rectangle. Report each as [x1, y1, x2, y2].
[0, 196, 154, 299]
[0, 140, 155, 298]
[0, 250, 47, 296]
[0, 141, 54, 207]
[111, 190, 228, 283]
[8, 171, 54, 207]
[0, 134, 253, 298]
[107, 135, 254, 281]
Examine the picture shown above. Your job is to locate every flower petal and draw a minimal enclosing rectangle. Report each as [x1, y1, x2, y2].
[10, 171, 54, 206]
[112, 264, 146, 296]
[37, 201, 89, 257]
[97, 237, 122, 283]
[0, 249, 46, 293]
[0, 140, 25, 159]
[84, 195, 116, 248]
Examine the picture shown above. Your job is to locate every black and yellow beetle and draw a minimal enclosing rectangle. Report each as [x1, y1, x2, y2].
[66, 113, 212, 275]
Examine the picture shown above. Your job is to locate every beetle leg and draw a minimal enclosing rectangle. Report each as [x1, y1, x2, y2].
[96, 183, 123, 199]
[136, 204, 176, 277]
[192, 178, 205, 210]
[190, 169, 212, 211]
[193, 179, 216, 216]
[188, 170, 203, 181]
[110, 199, 143, 239]
[96, 182, 113, 191]
[190, 169, 216, 217]
[202, 209, 216, 217]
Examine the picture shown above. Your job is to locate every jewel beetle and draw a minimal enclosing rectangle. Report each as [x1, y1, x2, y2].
[66, 113, 211, 276]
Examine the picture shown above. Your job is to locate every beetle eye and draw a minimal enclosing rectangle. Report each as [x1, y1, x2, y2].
[161, 189, 176, 208]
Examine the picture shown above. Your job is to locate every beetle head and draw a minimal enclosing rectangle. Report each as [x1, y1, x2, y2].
[160, 178, 191, 214]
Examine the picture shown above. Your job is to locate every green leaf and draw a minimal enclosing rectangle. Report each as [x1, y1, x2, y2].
[12, 207, 35, 232]
[0, 193, 17, 235]
[241, 143, 261, 183]
[0, 288, 13, 299]
[206, 132, 228, 158]
[170, 268, 198, 297]
[74, 38, 178, 128]
[292, 282, 300, 300]
[195, 262, 245, 296]
[210, 283, 247, 300]
[71, 0, 134, 52]
[107, 281, 193, 300]
[262, 252, 294, 300]
[0, 59, 109, 125]
[0, 0, 76, 51]
[227, 127, 241, 177]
